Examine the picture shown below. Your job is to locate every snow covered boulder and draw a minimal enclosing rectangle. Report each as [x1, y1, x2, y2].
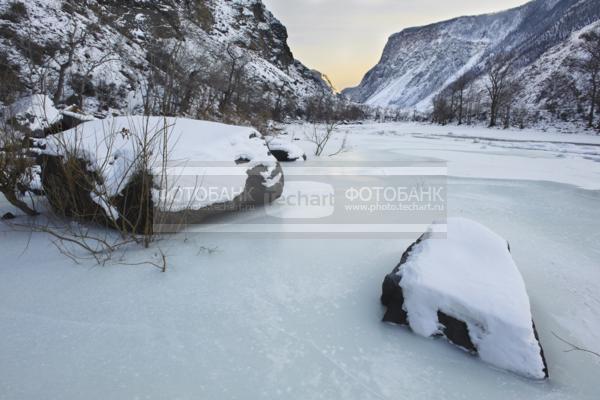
[381, 218, 548, 379]
[267, 137, 306, 162]
[57, 106, 96, 133]
[6, 95, 62, 137]
[38, 117, 283, 233]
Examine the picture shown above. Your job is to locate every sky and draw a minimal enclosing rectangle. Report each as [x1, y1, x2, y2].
[262, 0, 529, 91]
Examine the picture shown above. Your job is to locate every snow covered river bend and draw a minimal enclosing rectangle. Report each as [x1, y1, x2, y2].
[1, 123, 599, 399]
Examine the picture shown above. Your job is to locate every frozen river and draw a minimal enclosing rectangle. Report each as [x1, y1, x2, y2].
[1, 123, 599, 399]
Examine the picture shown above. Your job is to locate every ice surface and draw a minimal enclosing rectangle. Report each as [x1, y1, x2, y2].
[1, 122, 599, 399]
[282, 122, 600, 189]
[397, 217, 547, 379]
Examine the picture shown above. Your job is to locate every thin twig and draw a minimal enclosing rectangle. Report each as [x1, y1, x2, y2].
[552, 332, 600, 358]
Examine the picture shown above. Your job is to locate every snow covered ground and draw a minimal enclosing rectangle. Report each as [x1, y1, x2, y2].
[1, 122, 599, 399]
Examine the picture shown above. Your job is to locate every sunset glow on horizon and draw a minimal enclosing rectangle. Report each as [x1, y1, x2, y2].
[263, 0, 529, 90]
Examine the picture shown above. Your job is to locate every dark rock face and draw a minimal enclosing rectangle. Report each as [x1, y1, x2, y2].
[532, 322, 549, 379]
[381, 233, 549, 378]
[269, 149, 306, 162]
[437, 311, 477, 353]
[381, 234, 424, 324]
[39, 154, 103, 221]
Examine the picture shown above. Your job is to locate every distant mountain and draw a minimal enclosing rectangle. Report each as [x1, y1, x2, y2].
[343, 0, 600, 111]
[0, 0, 333, 120]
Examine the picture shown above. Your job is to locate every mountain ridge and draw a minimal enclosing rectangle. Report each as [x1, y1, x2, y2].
[343, 0, 600, 112]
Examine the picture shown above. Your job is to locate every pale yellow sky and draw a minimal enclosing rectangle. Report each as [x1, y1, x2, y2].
[262, 0, 529, 90]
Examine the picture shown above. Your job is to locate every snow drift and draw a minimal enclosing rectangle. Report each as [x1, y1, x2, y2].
[38, 116, 283, 232]
[381, 217, 548, 379]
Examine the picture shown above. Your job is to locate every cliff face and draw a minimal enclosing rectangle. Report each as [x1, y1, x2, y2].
[343, 0, 600, 111]
[0, 0, 332, 118]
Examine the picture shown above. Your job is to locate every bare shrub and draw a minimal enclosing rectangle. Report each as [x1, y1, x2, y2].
[0, 124, 38, 216]
[306, 121, 341, 156]
[23, 116, 180, 266]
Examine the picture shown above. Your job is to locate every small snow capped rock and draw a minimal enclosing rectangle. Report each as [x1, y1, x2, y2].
[381, 217, 549, 379]
[8, 95, 62, 136]
[1, 212, 16, 220]
[267, 137, 306, 162]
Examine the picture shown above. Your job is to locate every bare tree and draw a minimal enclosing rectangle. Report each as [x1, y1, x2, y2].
[220, 44, 249, 113]
[51, 23, 88, 104]
[73, 50, 120, 109]
[452, 74, 471, 125]
[571, 30, 600, 129]
[486, 54, 514, 127]
[539, 71, 579, 121]
[432, 92, 453, 125]
[501, 80, 523, 129]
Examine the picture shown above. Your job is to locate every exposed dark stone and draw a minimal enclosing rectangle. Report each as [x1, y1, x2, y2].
[437, 311, 477, 353]
[112, 170, 154, 235]
[39, 153, 130, 228]
[533, 322, 550, 378]
[1, 212, 16, 220]
[381, 234, 425, 324]
[42, 113, 86, 137]
[269, 149, 306, 162]
[381, 274, 407, 324]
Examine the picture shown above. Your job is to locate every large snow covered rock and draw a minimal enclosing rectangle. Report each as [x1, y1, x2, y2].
[381, 218, 548, 379]
[38, 117, 283, 233]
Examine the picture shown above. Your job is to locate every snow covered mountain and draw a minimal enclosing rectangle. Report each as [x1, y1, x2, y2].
[0, 0, 333, 121]
[343, 0, 600, 111]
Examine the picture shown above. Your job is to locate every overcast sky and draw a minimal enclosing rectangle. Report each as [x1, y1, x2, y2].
[262, 0, 529, 90]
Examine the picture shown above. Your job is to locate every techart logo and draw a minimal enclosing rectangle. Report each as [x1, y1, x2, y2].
[266, 181, 335, 219]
